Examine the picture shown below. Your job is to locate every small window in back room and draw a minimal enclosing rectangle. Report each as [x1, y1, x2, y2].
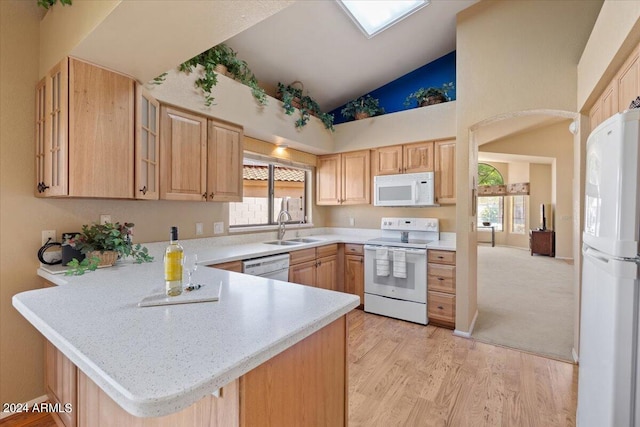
[511, 195, 527, 234]
[229, 156, 308, 228]
[477, 163, 505, 231]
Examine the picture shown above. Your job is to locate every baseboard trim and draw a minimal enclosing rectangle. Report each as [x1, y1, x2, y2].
[0, 394, 48, 420]
[453, 310, 478, 338]
[572, 347, 579, 364]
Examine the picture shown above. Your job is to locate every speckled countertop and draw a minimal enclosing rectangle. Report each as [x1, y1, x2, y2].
[15, 262, 359, 417]
[20, 229, 455, 417]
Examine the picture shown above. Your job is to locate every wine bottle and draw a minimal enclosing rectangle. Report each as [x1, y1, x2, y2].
[164, 226, 184, 296]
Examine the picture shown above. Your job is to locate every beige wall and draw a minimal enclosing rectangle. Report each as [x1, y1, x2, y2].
[324, 205, 456, 232]
[455, 0, 602, 333]
[481, 121, 574, 258]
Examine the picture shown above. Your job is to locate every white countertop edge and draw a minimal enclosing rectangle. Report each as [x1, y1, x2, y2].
[13, 290, 359, 418]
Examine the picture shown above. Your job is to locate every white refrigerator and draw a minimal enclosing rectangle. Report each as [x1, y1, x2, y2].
[577, 109, 640, 427]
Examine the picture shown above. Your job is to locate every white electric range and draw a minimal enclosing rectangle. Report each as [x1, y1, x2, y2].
[364, 217, 439, 325]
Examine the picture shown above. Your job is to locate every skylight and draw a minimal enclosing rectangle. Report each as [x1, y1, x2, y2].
[337, 0, 430, 38]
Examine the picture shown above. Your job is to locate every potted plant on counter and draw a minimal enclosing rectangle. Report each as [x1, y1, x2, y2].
[404, 82, 455, 108]
[64, 222, 153, 275]
[341, 95, 385, 121]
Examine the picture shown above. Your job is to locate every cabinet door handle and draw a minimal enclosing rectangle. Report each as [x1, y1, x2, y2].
[437, 277, 444, 281]
[360, 258, 363, 264]
[437, 305, 444, 310]
[202, 193, 207, 200]
[38, 182, 50, 193]
[437, 256, 444, 259]
[209, 192, 214, 199]
[139, 185, 147, 195]
[317, 260, 322, 267]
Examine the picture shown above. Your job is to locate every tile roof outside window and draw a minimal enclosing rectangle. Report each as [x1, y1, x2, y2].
[243, 165, 305, 182]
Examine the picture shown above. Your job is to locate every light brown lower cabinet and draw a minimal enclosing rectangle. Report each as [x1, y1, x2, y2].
[208, 260, 243, 273]
[288, 244, 338, 291]
[344, 244, 364, 308]
[71, 316, 348, 427]
[45, 340, 77, 427]
[427, 249, 456, 329]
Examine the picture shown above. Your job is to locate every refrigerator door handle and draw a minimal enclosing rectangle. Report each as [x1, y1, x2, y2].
[583, 246, 611, 265]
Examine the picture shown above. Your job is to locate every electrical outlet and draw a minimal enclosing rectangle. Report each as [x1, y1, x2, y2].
[214, 222, 224, 234]
[100, 214, 111, 224]
[349, 217, 355, 227]
[196, 223, 204, 236]
[41, 230, 56, 245]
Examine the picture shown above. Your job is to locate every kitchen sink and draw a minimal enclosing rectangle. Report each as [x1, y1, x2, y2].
[286, 238, 321, 243]
[263, 240, 303, 246]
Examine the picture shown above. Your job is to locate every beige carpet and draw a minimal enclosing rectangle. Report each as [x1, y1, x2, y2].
[472, 246, 574, 362]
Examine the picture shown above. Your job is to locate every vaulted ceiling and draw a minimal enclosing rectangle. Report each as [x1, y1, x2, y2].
[224, 0, 478, 112]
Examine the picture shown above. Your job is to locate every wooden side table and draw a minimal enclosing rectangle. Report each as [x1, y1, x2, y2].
[530, 230, 555, 257]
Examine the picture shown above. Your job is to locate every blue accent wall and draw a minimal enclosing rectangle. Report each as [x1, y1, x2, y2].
[330, 50, 456, 124]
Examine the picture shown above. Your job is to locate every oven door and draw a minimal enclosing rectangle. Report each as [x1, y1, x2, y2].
[364, 245, 427, 303]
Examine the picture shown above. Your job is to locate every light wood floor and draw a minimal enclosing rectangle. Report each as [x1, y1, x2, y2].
[1, 310, 578, 427]
[348, 310, 578, 427]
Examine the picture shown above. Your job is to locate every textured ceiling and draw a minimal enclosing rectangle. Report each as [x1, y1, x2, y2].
[224, 0, 477, 112]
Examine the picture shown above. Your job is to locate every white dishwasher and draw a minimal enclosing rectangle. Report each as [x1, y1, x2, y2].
[242, 253, 290, 281]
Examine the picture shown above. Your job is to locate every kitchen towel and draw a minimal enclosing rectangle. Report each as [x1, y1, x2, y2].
[393, 249, 407, 279]
[376, 247, 390, 276]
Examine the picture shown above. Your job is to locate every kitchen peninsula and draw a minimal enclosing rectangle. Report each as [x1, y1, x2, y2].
[13, 257, 359, 426]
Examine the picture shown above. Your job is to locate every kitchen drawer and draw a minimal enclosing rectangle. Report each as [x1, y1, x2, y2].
[344, 243, 364, 256]
[428, 291, 456, 328]
[290, 248, 317, 265]
[428, 249, 456, 265]
[209, 260, 243, 272]
[428, 267, 456, 294]
[316, 243, 338, 258]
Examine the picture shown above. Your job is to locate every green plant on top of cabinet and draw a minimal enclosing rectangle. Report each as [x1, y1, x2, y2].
[316, 150, 370, 206]
[34, 57, 156, 200]
[160, 105, 243, 202]
[340, 95, 385, 121]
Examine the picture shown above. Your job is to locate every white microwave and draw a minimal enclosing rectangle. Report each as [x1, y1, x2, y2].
[374, 172, 436, 207]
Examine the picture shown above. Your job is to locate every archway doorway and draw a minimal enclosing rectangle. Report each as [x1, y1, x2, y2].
[468, 110, 581, 362]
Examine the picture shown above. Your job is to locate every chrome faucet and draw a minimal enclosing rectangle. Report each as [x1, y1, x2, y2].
[277, 210, 292, 240]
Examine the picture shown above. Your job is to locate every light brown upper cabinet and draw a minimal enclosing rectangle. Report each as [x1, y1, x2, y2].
[617, 45, 639, 113]
[403, 141, 435, 173]
[372, 141, 434, 176]
[207, 120, 243, 202]
[160, 106, 243, 202]
[434, 139, 456, 204]
[589, 42, 640, 131]
[135, 86, 160, 200]
[35, 57, 136, 198]
[372, 145, 402, 175]
[160, 106, 208, 201]
[317, 150, 370, 205]
[35, 58, 158, 199]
